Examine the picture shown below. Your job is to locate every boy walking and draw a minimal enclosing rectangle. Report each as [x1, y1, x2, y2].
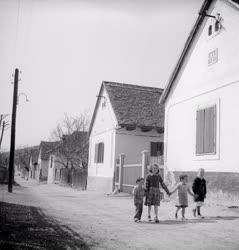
[133, 177, 145, 222]
[192, 168, 207, 218]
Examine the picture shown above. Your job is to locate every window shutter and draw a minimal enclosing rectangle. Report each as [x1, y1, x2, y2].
[159, 142, 164, 156]
[196, 109, 205, 154]
[213, 105, 217, 153]
[150, 142, 156, 156]
[101, 143, 104, 163]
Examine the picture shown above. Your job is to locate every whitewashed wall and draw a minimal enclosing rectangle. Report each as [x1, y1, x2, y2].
[88, 88, 117, 178]
[115, 128, 163, 164]
[165, 0, 239, 172]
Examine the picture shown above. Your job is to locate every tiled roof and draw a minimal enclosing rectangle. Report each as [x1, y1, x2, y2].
[40, 141, 60, 160]
[89, 81, 164, 135]
[104, 81, 164, 129]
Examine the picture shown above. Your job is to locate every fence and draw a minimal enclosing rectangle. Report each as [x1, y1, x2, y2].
[60, 168, 87, 190]
[114, 150, 165, 193]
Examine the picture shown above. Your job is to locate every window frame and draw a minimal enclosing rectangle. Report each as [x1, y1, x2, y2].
[194, 99, 220, 161]
[150, 142, 164, 157]
[196, 106, 216, 156]
[94, 142, 104, 164]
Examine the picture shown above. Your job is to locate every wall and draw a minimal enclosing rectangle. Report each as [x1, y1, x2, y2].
[165, 0, 239, 173]
[168, 0, 239, 104]
[47, 155, 64, 184]
[115, 128, 163, 164]
[88, 88, 117, 178]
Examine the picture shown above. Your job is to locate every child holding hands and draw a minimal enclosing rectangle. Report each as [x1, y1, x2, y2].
[133, 177, 145, 222]
[170, 174, 194, 220]
[145, 164, 171, 223]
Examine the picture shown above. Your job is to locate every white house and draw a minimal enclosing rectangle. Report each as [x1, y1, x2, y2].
[88, 81, 165, 192]
[160, 0, 239, 173]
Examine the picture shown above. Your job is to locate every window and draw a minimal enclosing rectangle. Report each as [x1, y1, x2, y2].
[208, 25, 212, 36]
[196, 105, 216, 155]
[94, 142, 104, 163]
[150, 142, 164, 157]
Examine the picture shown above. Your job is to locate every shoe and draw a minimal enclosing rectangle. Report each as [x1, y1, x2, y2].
[181, 217, 187, 221]
[193, 209, 196, 217]
[134, 218, 139, 222]
[154, 217, 159, 223]
[148, 216, 152, 222]
[198, 214, 204, 219]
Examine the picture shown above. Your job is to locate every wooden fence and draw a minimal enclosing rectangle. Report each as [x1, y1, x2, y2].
[114, 150, 165, 193]
[60, 168, 87, 190]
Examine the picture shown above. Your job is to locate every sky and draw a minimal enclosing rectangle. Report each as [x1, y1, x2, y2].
[0, 0, 203, 150]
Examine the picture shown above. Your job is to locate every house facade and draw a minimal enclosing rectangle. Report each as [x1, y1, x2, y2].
[160, 0, 239, 173]
[28, 141, 59, 182]
[47, 154, 62, 184]
[29, 146, 39, 180]
[88, 81, 164, 192]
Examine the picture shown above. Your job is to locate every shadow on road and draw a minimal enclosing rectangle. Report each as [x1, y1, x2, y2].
[140, 215, 239, 225]
[0, 201, 89, 250]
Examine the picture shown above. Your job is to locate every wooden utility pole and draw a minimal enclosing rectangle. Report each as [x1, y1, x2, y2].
[8, 68, 19, 192]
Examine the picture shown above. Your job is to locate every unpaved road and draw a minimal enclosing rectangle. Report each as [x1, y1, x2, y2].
[1, 176, 239, 250]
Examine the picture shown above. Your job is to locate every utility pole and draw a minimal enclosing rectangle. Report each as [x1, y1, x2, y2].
[8, 68, 19, 192]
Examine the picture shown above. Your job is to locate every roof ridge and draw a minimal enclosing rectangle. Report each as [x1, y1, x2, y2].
[103, 81, 163, 92]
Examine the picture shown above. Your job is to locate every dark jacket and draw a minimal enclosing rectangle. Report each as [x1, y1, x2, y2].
[133, 186, 145, 205]
[145, 174, 170, 195]
[192, 177, 207, 202]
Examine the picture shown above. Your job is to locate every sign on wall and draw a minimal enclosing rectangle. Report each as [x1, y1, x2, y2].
[208, 48, 218, 66]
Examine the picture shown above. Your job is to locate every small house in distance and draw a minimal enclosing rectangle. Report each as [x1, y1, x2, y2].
[28, 141, 59, 182]
[88, 81, 164, 192]
[160, 0, 239, 173]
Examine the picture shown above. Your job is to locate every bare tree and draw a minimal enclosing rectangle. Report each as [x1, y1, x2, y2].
[14, 146, 32, 173]
[0, 114, 10, 151]
[50, 113, 89, 169]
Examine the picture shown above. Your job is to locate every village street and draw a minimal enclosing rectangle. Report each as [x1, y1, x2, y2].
[0, 176, 239, 250]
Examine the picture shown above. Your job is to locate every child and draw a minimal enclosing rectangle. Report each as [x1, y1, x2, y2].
[145, 164, 170, 223]
[133, 177, 145, 222]
[144, 165, 153, 221]
[192, 168, 207, 218]
[170, 174, 194, 220]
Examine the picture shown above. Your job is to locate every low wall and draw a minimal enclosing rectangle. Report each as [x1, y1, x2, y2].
[173, 171, 239, 194]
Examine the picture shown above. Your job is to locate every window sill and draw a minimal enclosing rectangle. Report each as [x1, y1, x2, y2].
[193, 153, 220, 161]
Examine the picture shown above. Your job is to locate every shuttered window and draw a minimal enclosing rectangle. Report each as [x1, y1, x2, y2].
[94, 142, 104, 163]
[196, 105, 216, 155]
[150, 142, 164, 157]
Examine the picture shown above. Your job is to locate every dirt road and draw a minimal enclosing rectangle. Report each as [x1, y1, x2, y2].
[1, 176, 239, 250]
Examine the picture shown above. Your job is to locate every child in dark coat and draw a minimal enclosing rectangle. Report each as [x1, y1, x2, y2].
[133, 177, 145, 222]
[145, 164, 171, 223]
[192, 168, 207, 218]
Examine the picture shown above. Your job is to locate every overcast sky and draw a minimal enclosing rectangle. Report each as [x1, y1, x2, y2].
[0, 0, 203, 150]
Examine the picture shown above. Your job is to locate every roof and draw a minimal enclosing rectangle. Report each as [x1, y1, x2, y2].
[39, 141, 60, 160]
[62, 131, 88, 149]
[89, 81, 164, 135]
[160, 0, 239, 104]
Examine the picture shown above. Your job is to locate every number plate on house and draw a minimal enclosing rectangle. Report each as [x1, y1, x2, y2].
[208, 48, 218, 66]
